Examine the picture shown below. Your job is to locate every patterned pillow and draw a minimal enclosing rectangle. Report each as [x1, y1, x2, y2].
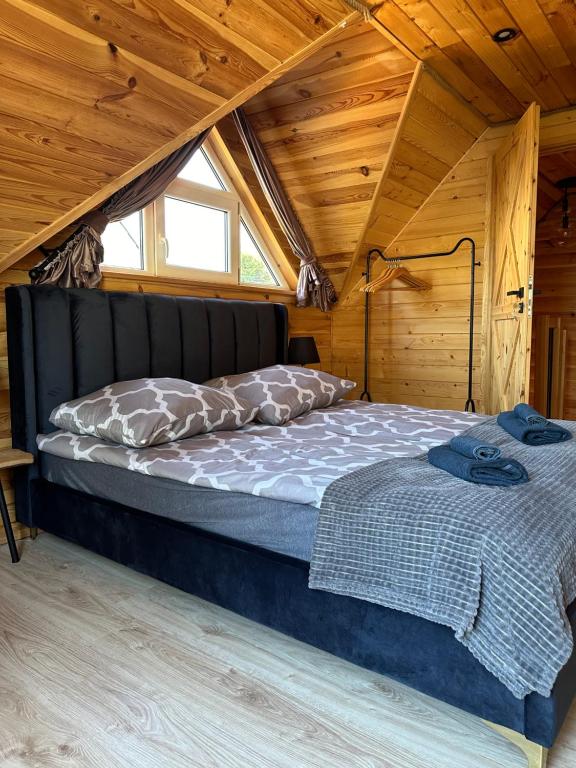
[49, 377, 258, 448]
[204, 365, 356, 426]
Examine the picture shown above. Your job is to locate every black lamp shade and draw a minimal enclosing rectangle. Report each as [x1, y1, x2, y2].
[288, 336, 320, 365]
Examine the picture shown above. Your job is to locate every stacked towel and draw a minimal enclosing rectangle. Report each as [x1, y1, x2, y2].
[497, 404, 572, 446]
[428, 445, 529, 486]
[514, 403, 547, 425]
[450, 435, 502, 461]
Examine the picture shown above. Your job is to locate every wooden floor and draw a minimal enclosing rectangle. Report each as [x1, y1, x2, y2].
[1, 537, 575, 768]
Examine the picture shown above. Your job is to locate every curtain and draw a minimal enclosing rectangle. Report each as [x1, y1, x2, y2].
[31, 128, 211, 288]
[232, 109, 337, 312]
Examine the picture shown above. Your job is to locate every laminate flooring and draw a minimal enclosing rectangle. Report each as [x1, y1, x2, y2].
[1, 535, 574, 768]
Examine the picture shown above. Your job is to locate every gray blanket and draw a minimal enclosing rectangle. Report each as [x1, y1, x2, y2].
[310, 418, 576, 698]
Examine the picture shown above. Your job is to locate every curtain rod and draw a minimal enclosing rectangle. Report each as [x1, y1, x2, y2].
[361, 237, 480, 412]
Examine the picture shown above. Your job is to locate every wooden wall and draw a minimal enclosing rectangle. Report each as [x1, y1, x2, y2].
[332, 125, 510, 413]
[532, 221, 576, 419]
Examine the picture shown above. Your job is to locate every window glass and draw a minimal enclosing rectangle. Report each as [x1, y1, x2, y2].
[165, 197, 228, 272]
[101, 211, 143, 270]
[177, 148, 226, 190]
[240, 219, 278, 286]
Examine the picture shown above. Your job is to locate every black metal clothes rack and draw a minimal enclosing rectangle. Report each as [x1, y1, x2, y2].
[359, 237, 480, 413]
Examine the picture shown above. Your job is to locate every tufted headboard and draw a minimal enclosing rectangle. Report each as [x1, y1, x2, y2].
[6, 285, 288, 450]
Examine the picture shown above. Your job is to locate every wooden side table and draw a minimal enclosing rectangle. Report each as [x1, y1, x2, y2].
[0, 449, 34, 563]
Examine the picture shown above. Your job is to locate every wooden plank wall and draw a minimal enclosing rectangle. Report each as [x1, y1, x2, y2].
[0, 255, 331, 545]
[332, 125, 510, 412]
[339, 67, 488, 299]
[532, 234, 576, 419]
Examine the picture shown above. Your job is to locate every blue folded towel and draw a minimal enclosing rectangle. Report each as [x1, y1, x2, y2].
[514, 403, 547, 425]
[450, 435, 502, 461]
[497, 411, 572, 446]
[428, 445, 529, 486]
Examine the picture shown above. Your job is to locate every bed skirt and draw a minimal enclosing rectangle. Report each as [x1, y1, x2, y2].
[23, 477, 576, 749]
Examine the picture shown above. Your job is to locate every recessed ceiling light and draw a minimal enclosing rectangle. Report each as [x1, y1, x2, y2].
[492, 27, 518, 43]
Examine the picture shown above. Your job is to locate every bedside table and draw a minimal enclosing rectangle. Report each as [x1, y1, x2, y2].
[0, 449, 34, 563]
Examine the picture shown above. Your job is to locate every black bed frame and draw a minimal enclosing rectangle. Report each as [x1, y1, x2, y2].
[6, 285, 576, 760]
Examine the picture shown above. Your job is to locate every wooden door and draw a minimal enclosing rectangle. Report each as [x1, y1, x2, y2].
[483, 104, 540, 414]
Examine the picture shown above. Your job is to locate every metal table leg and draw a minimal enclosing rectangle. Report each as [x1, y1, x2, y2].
[0, 480, 19, 563]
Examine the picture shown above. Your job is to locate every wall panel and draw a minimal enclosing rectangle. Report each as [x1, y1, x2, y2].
[332, 126, 509, 413]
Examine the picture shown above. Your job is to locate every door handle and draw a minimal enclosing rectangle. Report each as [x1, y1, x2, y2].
[507, 287, 525, 299]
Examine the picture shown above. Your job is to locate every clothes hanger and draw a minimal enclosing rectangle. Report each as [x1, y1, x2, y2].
[361, 264, 431, 293]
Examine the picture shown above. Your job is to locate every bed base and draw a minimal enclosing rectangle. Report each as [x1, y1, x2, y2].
[484, 721, 548, 768]
[20, 477, 576, 767]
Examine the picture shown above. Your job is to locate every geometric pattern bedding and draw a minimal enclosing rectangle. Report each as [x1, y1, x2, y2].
[205, 364, 355, 425]
[38, 401, 485, 508]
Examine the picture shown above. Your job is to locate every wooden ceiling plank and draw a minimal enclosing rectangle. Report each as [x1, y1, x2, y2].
[503, 0, 571, 71]
[267, 20, 400, 85]
[2, 9, 358, 270]
[0, 147, 117, 195]
[21, 0, 275, 99]
[246, 56, 414, 116]
[260, 112, 404, 162]
[265, 136, 395, 175]
[0, 74, 168, 158]
[393, 0, 462, 48]
[371, 3, 513, 121]
[414, 67, 487, 135]
[427, 0, 549, 107]
[539, 0, 576, 69]
[462, 0, 572, 108]
[2, 0, 225, 115]
[0, 113, 140, 177]
[255, 86, 414, 143]
[0, 38, 203, 143]
[247, 70, 413, 132]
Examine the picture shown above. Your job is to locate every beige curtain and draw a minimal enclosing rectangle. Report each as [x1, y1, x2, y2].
[232, 109, 337, 312]
[31, 128, 211, 288]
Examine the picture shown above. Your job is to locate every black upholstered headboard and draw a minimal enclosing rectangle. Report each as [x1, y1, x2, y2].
[6, 285, 288, 453]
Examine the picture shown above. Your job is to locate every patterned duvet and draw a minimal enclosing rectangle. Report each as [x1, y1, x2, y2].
[37, 401, 485, 508]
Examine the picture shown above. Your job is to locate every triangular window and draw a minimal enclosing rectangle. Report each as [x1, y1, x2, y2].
[177, 148, 227, 190]
[240, 218, 279, 286]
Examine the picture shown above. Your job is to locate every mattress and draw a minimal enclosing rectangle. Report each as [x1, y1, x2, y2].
[39, 453, 318, 561]
[38, 401, 485, 507]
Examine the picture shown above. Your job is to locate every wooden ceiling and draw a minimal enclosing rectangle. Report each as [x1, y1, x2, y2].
[241, 21, 416, 291]
[0, 0, 354, 271]
[3, 0, 576, 288]
[371, 0, 576, 123]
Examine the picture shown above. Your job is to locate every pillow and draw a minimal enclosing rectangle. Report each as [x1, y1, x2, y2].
[49, 377, 258, 447]
[204, 365, 356, 426]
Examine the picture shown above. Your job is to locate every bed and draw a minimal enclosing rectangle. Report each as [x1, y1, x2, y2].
[6, 284, 576, 768]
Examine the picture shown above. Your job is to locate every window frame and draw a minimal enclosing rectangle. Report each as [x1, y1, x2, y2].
[102, 138, 289, 291]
